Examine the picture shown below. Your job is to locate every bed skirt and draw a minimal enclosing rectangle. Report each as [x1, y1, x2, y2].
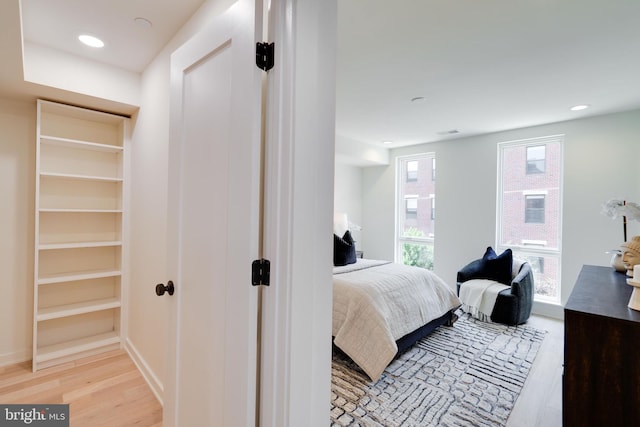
[395, 309, 456, 355]
[333, 309, 457, 369]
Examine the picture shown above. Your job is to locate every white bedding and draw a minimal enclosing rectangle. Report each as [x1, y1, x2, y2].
[332, 259, 461, 381]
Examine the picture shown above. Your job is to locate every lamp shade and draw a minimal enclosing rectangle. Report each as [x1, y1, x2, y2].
[334, 212, 349, 236]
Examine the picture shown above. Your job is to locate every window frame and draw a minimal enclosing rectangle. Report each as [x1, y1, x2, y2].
[396, 153, 436, 269]
[497, 135, 564, 304]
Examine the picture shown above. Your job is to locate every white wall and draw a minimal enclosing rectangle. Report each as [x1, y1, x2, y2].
[334, 161, 363, 247]
[362, 109, 640, 315]
[23, 42, 141, 108]
[0, 98, 35, 366]
[335, 133, 389, 166]
[361, 164, 396, 261]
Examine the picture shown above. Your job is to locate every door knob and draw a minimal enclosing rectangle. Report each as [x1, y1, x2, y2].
[155, 281, 175, 296]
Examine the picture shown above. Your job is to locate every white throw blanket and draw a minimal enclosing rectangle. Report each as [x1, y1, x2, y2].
[459, 279, 509, 322]
[333, 260, 460, 381]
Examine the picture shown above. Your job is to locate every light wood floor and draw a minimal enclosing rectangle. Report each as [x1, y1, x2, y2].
[507, 314, 564, 427]
[0, 349, 162, 427]
[1, 317, 562, 427]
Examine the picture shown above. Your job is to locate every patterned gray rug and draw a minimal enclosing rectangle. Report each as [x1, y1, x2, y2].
[331, 312, 546, 426]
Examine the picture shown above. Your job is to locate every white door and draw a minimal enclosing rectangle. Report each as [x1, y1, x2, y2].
[163, 1, 263, 426]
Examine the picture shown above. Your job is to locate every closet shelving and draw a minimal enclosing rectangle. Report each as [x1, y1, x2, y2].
[33, 100, 129, 371]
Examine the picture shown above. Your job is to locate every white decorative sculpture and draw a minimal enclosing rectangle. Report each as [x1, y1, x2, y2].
[621, 236, 640, 277]
[626, 264, 640, 311]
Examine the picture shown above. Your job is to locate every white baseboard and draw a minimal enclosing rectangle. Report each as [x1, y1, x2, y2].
[532, 300, 564, 320]
[124, 338, 164, 406]
[0, 349, 30, 368]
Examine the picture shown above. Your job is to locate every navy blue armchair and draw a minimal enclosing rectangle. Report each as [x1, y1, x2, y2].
[456, 260, 534, 326]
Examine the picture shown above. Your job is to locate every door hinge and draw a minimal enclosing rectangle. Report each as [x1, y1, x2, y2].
[256, 42, 275, 72]
[252, 258, 271, 286]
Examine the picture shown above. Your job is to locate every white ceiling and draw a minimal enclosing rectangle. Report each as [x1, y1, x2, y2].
[5, 0, 640, 148]
[336, 0, 640, 147]
[21, 0, 207, 73]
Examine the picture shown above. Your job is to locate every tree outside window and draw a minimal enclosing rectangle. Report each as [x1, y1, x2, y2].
[397, 153, 436, 269]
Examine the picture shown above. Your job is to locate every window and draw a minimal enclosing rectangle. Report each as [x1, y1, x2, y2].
[405, 196, 418, 219]
[530, 256, 545, 274]
[498, 136, 563, 303]
[525, 194, 545, 223]
[431, 158, 436, 181]
[430, 196, 435, 220]
[407, 160, 418, 182]
[397, 153, 435, 270]
[526, 145, 545, 174]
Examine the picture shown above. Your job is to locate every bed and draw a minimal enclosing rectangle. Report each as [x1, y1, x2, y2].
[332, 258, 461, 381]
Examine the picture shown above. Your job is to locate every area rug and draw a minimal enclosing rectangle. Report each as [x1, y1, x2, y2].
[330, 312, 546, 426]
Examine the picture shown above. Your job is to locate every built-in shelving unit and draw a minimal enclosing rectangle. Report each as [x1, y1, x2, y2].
[33, 100, 129, 371]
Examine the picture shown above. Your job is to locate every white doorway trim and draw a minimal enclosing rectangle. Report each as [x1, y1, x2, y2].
[259, 0, 337, 426]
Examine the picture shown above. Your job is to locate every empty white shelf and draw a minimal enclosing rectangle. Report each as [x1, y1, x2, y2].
[40, 172, 123, 183]
[37, 297, 121, 321]
[39, 241, 123, 250]
[38, 269, 122, 285]
[40, 135, 124, 152]
[34, 99, 128, 372]
[35, 331, 120, 364]
[40, 208, 123, 213]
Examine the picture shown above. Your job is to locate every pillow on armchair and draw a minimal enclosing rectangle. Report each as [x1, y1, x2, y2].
[457, 247, 533, 325]
[477, 247, 513, 285]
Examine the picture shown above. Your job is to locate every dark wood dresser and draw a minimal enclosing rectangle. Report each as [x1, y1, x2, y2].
[564, 265, 640, 426]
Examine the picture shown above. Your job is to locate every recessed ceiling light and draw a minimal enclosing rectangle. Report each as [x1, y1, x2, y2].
[570, 104, 590, 111]
[382, 140, 393, 145]
[78, 34, 104, 48]
[437, 129, 459, 136]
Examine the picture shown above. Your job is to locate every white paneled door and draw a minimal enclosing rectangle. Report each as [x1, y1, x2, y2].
[163, 1, 263, 426]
